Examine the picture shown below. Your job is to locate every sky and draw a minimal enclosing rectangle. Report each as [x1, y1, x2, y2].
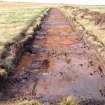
[2, 0, 105, 5]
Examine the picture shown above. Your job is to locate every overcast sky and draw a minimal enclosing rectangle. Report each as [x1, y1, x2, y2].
[2, 0, 105, 5]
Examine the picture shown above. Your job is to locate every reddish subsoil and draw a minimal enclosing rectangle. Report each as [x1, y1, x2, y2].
[0, 9, 105, 104]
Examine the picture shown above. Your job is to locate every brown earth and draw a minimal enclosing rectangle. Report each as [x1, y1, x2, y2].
[0, 8, 105, 105]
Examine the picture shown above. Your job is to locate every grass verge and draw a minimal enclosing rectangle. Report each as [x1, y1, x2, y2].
[0, 5, 50, 77]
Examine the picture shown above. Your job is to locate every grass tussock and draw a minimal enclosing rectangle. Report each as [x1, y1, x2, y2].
[15, 100, 41, 105]
[0, 68, 7, 77]
[7, 97, 78, 105]
[60, 97, 78, 105]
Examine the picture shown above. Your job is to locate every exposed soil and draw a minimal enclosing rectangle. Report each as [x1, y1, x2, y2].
[0, 8, 105, 105]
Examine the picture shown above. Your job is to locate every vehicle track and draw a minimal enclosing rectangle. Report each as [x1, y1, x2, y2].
[0, 8, 105, 105]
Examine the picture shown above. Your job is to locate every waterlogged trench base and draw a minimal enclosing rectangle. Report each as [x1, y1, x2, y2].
[0, 9, 105, 104]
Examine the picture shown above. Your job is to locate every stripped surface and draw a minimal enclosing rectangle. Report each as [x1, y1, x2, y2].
[0, 9, 105, 104]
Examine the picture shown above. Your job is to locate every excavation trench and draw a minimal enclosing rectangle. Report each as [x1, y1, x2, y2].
[0, 8, 105, 104]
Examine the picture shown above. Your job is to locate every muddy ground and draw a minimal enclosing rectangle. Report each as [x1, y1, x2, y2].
[0, 8, 105, 105]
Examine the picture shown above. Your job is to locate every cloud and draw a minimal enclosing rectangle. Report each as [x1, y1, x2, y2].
[2, 0, 105, 5]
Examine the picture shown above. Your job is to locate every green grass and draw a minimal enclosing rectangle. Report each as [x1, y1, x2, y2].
[60, 5, 105, 59]
[0, 8, 44, 49]
[0, 6, 49, 77]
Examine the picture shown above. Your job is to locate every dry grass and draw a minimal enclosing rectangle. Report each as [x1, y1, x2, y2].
[77, 5, 105, 13]
[59, 97, 78, 105]
[0, 100, 41, 105]
[0, 2, 50, 77]
[60, 5, 105, 60]
[0, 2, 53, 8]
[0, 6, 44, 51]
[0, 2, 56, 51]
[0, 97, 78, 105]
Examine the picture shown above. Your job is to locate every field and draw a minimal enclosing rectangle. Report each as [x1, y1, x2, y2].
[0, 8, 43, 49]
[0, 2, 50, 76]
[0, 2, 50, 50]
[0, 2, 105, 105]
